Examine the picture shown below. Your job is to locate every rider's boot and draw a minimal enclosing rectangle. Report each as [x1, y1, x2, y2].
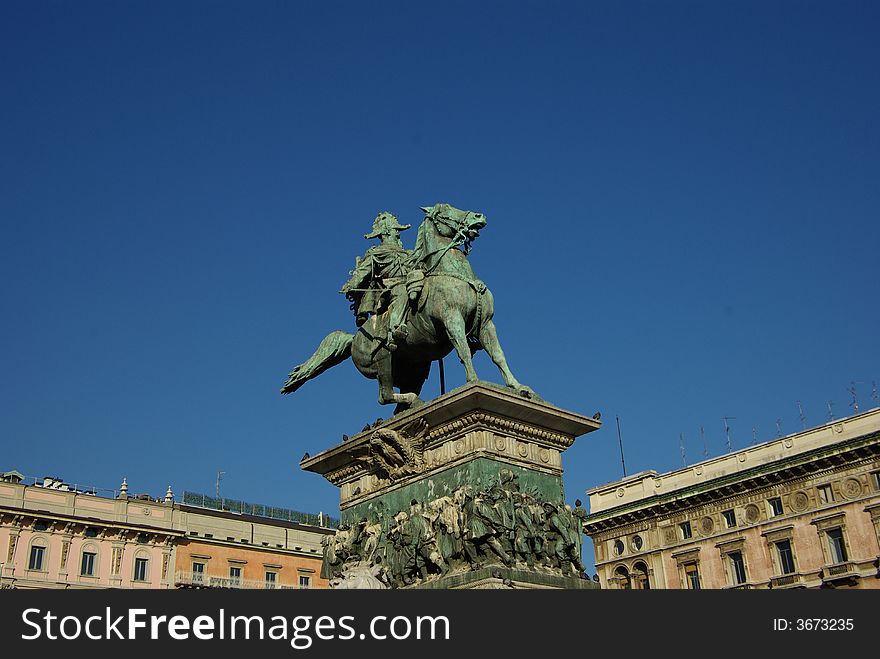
[387, 325, 408, 352]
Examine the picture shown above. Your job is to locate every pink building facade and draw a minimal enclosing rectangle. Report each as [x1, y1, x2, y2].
[0, 476, 180, 589]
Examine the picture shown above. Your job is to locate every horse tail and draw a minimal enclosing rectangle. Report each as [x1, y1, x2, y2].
[281, 330, 353, 394]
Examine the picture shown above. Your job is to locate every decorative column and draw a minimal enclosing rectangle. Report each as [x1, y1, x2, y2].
[58, 523, 74, 581]
[160, 536, 174, 589]
[108, 529, 125, 587]
[5, 518, 20, 580]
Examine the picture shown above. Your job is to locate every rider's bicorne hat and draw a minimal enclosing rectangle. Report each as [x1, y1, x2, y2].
[365, 211, 411, 239]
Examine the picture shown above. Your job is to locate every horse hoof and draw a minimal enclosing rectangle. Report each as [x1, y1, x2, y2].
[392, 397, 425, 415]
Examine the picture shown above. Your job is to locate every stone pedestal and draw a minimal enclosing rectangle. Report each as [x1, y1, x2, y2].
[302, 381, 601, 589]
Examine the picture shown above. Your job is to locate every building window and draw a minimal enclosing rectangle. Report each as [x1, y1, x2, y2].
[34, 520, 49, 532]
[630, 535, 643, 552]
[722, 510, 737, 528]
[826, 528, 848, 564]
[768, 497, 784, 517]
[192, 562, 205, 584]
[28, 545, 46, 571]
[299, 575, 311, 589]
[871, 471, 880, 492]
[133, 557, 149, 582]
[265, 572, 277, 589]
[817, 484, 834, 505]
[80, 551, 96, 576]
[613, 539, 625, 556]
[229, 566, 242, 586]
[728, 551, 747, 585]
[679, 521, 692, 539]
[84, 528, 99, 538]
[683, 563, 701, 590]
[775, 540, 796, 575]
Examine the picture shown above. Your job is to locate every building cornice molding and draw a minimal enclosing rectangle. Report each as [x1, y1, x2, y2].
[585, 434, 880, 532]
[0, 506, 184, 538]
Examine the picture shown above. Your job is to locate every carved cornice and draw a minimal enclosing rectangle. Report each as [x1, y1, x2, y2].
[761, 525, 794, 542]
[424, 412, 573, 449]
[325, 465, 360, 486]
[302, 383, 598, 485]
[0, 507, 183, 538]
[672, 548, 701, 565]
[326, 422, 568, 495]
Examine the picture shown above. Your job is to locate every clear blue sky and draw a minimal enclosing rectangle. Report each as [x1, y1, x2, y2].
[2, 2, 878, 570]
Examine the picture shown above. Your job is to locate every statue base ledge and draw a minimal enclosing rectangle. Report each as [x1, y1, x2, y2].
[300, 381, 601, 510]
[403, 565, 599, 590]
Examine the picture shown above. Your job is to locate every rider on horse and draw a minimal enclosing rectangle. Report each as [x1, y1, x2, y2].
[340, 211, 416, 351]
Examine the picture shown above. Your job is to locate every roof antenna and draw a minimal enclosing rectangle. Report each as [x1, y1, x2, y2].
[872, 381, 879, 407]
[216, 470, 226, 500]
[775, 418, 783, 438]
[796, 400, 806, 430]
[722, 417, 736, 452]
[827, 400, 835, 422]
[752, 427, 758, 445]
[616, 416, 627, 477]
[848, 381, 861, 414]
[700, 425, 708, 458]
[679, 433, 687, 467]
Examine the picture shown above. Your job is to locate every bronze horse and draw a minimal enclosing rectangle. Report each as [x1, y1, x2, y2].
[281, 203, 535, 412]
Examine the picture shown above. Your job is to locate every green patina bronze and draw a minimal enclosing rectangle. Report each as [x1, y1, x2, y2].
[282, 207, 599, 588]
[340, 457, 563, 524]
[281, 203, 536, 412]
[323, 463, 588, 589]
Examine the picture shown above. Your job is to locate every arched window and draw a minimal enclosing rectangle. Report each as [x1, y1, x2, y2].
[80, 543, 99, 577]
[613, 565, 631, 590]
[632, 561, 650, 590]
[28, 536, 49, 571]
[133, 551, 150, 582]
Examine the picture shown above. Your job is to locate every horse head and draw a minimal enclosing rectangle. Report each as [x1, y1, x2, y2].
[420, 203, 487, 243]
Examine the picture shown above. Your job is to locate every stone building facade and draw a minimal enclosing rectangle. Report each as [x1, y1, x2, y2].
[172, 504, 330, 590]
[0, 473, 332, 589]
[584, 408, 880, 589]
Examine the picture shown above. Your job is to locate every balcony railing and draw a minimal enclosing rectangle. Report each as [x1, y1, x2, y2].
[175, 571, 297, 590]
[824, 561, 856, 577]
[769, 573, 804, 588]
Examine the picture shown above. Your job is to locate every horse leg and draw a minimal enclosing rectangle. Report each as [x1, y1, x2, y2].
[478, 319, 536, 398]
[375, 352, 420, 410]
[443, 310, 479, 382]
[393, 360, 430, 414]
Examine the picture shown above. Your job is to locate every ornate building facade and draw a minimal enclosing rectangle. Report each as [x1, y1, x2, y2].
[584, 408, 880, 589]
[0, 474, 181, 589]
[0, 473, 332, 589]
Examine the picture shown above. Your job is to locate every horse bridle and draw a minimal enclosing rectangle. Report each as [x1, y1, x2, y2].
[425, 210, 476, 260]
[417, 211, 476, 276]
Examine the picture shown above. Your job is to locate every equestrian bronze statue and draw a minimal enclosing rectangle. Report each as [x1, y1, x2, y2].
[281, 203, 535, 412]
